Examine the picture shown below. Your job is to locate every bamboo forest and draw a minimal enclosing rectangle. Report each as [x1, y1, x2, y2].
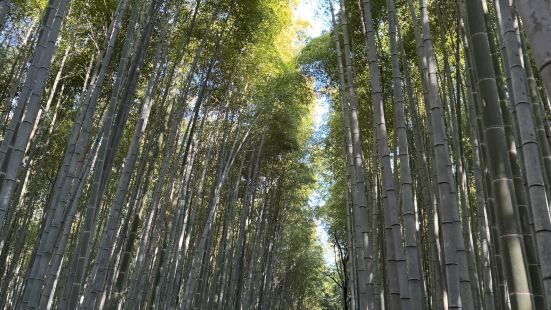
[3, 0, 551, 308]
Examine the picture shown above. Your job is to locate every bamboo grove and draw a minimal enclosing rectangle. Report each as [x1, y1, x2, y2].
[298, 0, 551, 308]
[0, 0, 332, 308]
[3, 0, 551, 308]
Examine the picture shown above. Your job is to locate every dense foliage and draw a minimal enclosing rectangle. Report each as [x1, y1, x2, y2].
[300, 0, 551, 309]
[3, 0, 551, 308]
[0, 0, 336, 308]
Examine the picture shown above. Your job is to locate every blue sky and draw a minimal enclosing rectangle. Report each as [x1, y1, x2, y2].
[293, 0, 331, 133]
[294, 0, 331, 38]
[293, 0, 336, 266]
